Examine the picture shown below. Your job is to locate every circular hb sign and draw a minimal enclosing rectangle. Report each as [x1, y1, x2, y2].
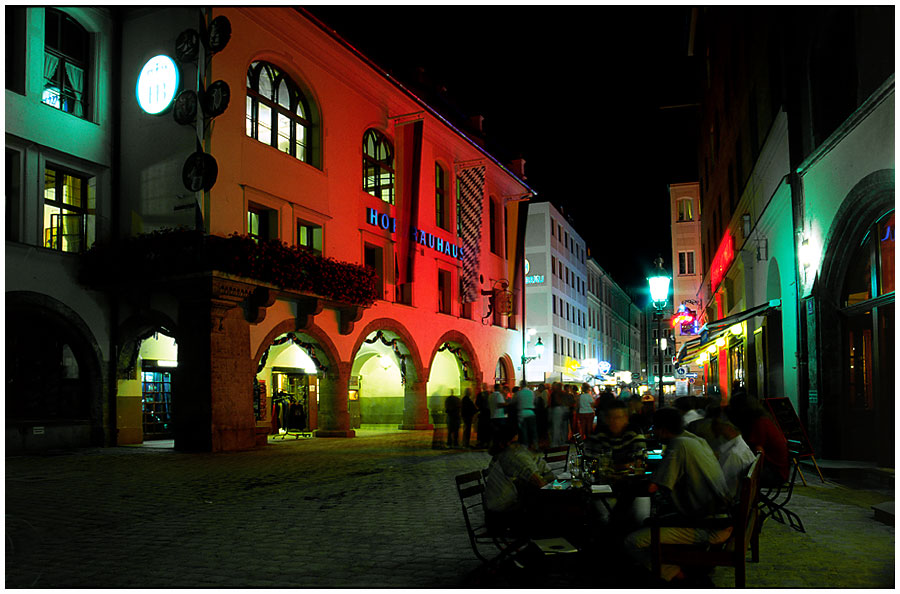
[136, 55, 179, 115]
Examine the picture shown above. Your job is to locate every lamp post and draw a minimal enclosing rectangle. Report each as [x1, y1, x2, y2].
[648, 256, 671, 407]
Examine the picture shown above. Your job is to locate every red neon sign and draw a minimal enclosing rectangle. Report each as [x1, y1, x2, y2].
[710, 233, 734, 291]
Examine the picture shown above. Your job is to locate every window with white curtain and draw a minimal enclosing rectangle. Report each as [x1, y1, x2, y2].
[42, 9, 90, 119]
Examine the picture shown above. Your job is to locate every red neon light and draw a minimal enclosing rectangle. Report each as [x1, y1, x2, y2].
[671, 313, 693, 327]
[710, 233, 734, 291]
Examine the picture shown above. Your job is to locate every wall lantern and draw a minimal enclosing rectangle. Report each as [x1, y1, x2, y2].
[799, 236, 813, 268]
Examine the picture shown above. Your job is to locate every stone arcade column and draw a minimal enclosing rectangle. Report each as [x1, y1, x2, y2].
[315, 361, 355, 438]
[400, 379, 432, 430]
[173, 274, 258, 452]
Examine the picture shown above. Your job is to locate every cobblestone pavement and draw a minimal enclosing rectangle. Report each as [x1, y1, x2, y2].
[5, 429, 895, 589]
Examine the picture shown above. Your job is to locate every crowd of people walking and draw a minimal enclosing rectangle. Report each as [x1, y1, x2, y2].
[441, 381, 650, 451]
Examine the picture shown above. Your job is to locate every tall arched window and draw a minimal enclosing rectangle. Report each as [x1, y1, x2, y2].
[246, 61, 313, 163]
[42, 9, 90, 119]
[363, 129, 394, 204]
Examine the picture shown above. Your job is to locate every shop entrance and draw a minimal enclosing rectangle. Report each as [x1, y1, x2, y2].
[270, 368, 316, 435]
[256, 332, 324, 438]
[137, 332, 178, 441]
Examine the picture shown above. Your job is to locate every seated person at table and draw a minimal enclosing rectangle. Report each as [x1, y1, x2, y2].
[726, 392, 789, 487]
[624, 407, 732, 583]
[586, 400, 647, 467]
[585, 401, 649, 530]
[483, 426, 556, 535]
[711, 417, 757, 499]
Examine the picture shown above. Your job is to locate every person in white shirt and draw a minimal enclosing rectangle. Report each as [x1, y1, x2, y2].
[712, 418, 757, 499]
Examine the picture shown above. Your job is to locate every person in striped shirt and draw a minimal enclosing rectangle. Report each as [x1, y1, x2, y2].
[586, 400, 647, 467]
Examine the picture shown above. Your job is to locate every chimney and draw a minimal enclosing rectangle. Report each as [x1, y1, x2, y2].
[508, 158, 526, 180]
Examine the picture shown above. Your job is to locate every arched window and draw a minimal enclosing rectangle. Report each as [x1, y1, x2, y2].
[363, 129, 394, 204]
[246, 61, 313, 163]
[42, 9, 90, 118]
[494, 358, 508, 387]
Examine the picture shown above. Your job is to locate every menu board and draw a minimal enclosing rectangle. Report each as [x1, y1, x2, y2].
[765, 397, 814, 457]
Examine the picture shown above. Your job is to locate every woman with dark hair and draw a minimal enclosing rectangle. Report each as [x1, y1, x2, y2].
[726, 392, 790, 486]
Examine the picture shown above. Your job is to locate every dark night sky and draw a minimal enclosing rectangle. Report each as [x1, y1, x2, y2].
[306, 6, 701, 302]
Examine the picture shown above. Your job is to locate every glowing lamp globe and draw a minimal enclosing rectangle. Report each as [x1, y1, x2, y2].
[534, 337, 545, 358]
[648, 275, 670, 306]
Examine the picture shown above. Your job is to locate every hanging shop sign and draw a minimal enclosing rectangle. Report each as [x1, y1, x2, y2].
[136, 54, 179, 115]
[365, 207, 464, 260]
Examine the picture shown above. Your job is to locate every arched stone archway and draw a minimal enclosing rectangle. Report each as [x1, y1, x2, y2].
[254, 319, 352, 437]
[350, 319, 428, 430]
[425, 331, 483, 422]
[115, 312, 180, 445]
[6, 291, 106, 452]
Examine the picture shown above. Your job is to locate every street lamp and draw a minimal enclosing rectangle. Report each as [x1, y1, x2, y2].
[522, 337, 544, 365]
[648, 256, 671, 407]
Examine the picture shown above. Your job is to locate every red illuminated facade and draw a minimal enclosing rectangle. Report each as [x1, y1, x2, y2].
[6, 7, 534, 452]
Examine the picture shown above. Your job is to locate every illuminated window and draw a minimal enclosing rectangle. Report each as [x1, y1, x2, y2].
[843, 210, 895, 307]
[435, 163, 448, 230]
[42, 9, 90, 119]
[363, 129, 394, 204]
[43, 165, 94, 253]
[246, 61, 314, 163]
[247, 203, 276, 243]
[677, 198, 694, 222]
[297, 219, 322, 255]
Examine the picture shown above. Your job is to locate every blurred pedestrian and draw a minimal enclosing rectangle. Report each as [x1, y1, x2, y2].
[461, 387, 477, 448]
[535, 383, 549, 447]
[444, 390, 461, 448]
[515, 380, 538, 450]
[489, 383, 509, 448]
[549, 382, 567, 447]
[475, 383, 492, 449]
[576, 382, 596, 438]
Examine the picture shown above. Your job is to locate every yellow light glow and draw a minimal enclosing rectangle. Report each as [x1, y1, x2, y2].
[716, 337, 726, 348]
[729, 324, 743, 336]
[707, 344, 717, 354]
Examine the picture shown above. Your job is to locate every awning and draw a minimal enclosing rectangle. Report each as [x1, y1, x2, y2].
[675, 299, 782, 366]
[705, 298, 781, 331]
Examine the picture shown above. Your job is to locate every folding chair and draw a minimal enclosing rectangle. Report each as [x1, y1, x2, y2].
[757, 448, 805, 533]
[455, 470, 529, 568]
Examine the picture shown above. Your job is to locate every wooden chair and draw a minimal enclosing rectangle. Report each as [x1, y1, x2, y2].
[543, 445, 570, 474]
[650, 452, 764, 588]
[455, 470, 528, 568]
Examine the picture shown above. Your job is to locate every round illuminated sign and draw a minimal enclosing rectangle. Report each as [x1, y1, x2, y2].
[136, 55, 179, 115]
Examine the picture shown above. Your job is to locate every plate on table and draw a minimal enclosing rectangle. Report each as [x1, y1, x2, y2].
[591, 484, 613, 493]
